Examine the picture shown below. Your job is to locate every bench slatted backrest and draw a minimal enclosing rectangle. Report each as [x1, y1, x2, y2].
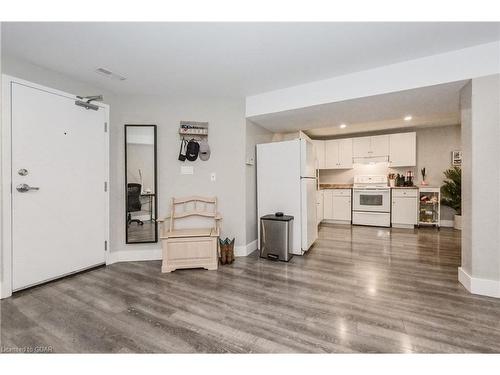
[169, 196, 218, 232]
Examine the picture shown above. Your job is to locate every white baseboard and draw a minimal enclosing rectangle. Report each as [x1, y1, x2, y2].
[440, 220, 455, 228]
[107, 248, 162, 265]
[458, 267, 500, 298]
[322, 219, 351, 225]
[392, 223, 415, 229]
[234, 240, 258, 257]
[108, 240, 256, 265]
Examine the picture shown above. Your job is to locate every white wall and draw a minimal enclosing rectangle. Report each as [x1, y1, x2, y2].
[470, 75, 500, 280]
[1, 56, 248, 263]
[460, 82, 472, 275]
[1, 55, 117, 103]
[460, 74, 500, 297]
[245, 120, 273, 247]
[111, 95, 247, 255]
[247, 41, 500, 117]
[0, 23, 3, 293]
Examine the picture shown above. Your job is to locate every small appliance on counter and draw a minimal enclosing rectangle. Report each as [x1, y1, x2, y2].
[260, 213, 294, 262]
[395, 171, 414, 187]
[405, 170, 414, 186]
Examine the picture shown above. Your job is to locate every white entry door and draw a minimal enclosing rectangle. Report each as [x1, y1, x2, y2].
[11, 82, 107, 291]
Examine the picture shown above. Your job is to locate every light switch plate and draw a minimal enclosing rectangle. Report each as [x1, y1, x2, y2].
[210, 172, 216, 182]
[181, 166, 194, 175]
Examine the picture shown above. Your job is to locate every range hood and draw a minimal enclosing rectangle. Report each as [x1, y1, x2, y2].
[353, 156, 389, 165]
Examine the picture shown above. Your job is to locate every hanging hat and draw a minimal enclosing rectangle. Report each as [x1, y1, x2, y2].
[199, 139, 211, 161]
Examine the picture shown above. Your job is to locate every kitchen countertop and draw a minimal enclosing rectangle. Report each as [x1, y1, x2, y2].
[319, 184, 422, 189]
[319, 184, 353, 189]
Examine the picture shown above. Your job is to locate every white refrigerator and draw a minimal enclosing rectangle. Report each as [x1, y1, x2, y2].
[256, 138, 318, 255]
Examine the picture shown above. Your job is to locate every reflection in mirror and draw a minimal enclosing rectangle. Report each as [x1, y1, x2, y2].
[125, 125, 157, 243]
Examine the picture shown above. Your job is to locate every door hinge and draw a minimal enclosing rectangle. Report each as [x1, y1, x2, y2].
[104, 122, 108, 132]
[104, 181, 108, 192]
[104, 240, 108, 251]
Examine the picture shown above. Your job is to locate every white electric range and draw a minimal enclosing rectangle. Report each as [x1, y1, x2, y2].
[352, 175, 391, 227]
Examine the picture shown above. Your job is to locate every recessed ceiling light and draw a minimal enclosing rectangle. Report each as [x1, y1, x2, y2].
[339, 123, 347, 129]
[404, 115, 413, 121]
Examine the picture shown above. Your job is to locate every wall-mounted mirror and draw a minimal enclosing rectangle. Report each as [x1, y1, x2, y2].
[125, 125, 158, 243]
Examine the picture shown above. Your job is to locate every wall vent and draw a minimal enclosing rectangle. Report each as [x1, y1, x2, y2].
[95, 67, 126, 81]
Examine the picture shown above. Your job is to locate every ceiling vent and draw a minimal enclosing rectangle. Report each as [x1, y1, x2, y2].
[95, 67, 126, 81]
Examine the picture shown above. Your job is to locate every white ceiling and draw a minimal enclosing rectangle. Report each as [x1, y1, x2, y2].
[248, 80, 467, 137]
[2, 22, 499, 97]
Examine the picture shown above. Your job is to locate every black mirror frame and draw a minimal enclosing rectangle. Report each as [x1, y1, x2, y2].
[124, 124, 158, 244]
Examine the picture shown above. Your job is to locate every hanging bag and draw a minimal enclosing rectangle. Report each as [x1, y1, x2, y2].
[186, 139, 200, 161]
[178, 138, 187, 161]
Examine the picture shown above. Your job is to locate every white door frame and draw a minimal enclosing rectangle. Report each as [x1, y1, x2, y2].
[1, 75, 110, 299]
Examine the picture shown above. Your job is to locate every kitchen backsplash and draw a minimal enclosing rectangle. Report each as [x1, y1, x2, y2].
[319, 163, 414, 184]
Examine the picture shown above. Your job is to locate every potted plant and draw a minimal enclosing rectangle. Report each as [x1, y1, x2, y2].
[441, 166, 462, 230]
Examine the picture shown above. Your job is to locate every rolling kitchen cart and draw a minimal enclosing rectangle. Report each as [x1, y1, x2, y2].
[418, 187, 440, 229]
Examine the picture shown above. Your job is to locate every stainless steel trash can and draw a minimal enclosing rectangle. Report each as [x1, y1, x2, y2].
[260, 214, 293, 262]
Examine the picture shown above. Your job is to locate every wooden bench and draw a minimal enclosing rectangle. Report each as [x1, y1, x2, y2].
[158, 196, 221, 273]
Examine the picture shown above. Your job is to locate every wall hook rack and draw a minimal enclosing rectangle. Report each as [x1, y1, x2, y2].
[179, 121, 209, 141]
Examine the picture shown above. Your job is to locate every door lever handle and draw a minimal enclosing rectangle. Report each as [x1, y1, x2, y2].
[16, 183, 40, 193]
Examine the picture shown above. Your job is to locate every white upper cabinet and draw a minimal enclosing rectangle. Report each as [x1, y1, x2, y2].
[325, 140, 339, 169]
[338, 138, 353, 169]
[353, 135, 389, 158]
[389, 132, 416, 167]
[352, 136, 371, 158]
[316, 132, 415, 169]
[312, 140, 326, 169]
[370, 135, 390, 157]
[325, 138, 353, 169]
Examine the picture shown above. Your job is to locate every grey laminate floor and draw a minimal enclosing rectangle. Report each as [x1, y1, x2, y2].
[2, 224, 500, 353]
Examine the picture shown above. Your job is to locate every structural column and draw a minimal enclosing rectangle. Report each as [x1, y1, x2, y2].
[459, 74, 500, 298]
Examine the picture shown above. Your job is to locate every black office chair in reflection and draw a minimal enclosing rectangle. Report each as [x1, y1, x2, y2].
[127, 183, 144, 226]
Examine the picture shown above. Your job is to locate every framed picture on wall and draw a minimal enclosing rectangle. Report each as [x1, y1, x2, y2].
[452, 150, 462, 166]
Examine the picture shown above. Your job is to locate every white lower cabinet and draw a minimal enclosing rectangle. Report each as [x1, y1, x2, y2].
[391, 189, 418, 228]
[323, 189, 352, 223]
[316, 190, 324, 224]
[323, 190, 333, 219]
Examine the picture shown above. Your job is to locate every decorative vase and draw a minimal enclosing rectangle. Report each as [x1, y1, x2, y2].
[454, 214, 462, 230]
